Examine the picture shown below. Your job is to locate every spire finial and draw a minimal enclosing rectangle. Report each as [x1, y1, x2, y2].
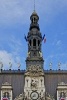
[34, 0, 35, 11]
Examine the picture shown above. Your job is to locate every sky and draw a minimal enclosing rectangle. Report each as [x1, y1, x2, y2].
[0, 0, 67, 70]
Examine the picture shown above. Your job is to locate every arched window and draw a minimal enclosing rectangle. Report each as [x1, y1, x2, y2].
[1, 82, 13, 100]
[32, 17, 36, 23]
[33, 39, 36, 46]
[3, 92, 9, 99]
[34, 18, 36, 23]
[60, 92, 65, 98]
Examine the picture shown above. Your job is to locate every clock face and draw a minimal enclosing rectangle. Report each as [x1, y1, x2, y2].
[31, 91, 39, 100]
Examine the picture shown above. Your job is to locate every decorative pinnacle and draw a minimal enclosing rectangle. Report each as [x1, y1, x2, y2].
[0, 62, 3, 69]
[18, 63, 21, 69]
[58, 62, 61, 70]
[9, 62, 12, 69]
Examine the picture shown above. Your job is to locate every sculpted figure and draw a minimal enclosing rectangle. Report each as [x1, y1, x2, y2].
[31, 78, 38, 88]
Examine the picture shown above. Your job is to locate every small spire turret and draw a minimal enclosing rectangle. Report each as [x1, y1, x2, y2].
[30, 11, 40, 30]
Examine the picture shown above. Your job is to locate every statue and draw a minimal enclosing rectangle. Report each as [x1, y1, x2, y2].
[39, 51, 42, 57]
[27, 52, 30, 57]
[31, 78, 38, 88]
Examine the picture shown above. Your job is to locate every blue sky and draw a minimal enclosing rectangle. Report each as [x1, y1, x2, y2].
[0, 0, 67, 70]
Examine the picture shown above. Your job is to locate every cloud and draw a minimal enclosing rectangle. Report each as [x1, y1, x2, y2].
[60, 62, 67, 70]
[61, 30, 67, 35]
[52, 39, 62, 49]
[56, 40, 61, 46]
[0, 0, 67, 25]
[44, 53, 67, 69]
[0, 0, 35, 25]
[8, 36, 26, 69]
[0, 35, 26, 70]
[46, 53, 67, 61]
[0, 50, 26, 70]
[8, 35, 23, 55]
[0, 50, 15, 69]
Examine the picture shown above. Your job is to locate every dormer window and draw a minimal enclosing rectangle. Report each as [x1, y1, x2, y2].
[1, 82, 13, 100]
[60, 92, 65, 98]
[57, 82, 67, 100]
[60, 92, 65, 100]
[3, 92, 9, 100]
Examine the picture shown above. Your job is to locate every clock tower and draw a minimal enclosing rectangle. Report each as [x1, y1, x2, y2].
[24, 11, 45, 100]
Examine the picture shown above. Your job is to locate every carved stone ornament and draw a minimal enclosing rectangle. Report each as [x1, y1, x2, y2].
[45, 92, 55, 100]
[14, 93, 27, 100]
[2, 82, 11, 86]
[31, 78, 38, 89]
[27, 52, 30, 57]
[27, 65, 43, 72]
[58, 82, 66, 85]
[25, 71, 44, 77]
[1, 82, 12, 89]
[39, 51, 42, 57]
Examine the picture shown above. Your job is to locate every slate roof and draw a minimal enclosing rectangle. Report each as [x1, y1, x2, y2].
[0, 70, 25, 99]
[0, 70, 67, 99]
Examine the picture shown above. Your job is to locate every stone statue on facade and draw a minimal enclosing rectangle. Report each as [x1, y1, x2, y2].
[31, 78, 38, 88]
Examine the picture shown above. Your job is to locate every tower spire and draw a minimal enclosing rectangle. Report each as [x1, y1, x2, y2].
[26, 9, 44, 72]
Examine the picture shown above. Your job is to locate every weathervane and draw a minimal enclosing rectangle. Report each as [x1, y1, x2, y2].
[34, 0, 35, 11]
